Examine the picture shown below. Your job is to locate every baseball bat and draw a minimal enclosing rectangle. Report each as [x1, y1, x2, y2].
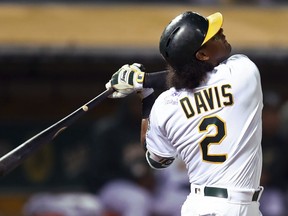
[0, 88, 114, 177]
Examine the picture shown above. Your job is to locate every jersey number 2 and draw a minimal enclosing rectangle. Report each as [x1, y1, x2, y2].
[199, 116, 227, 163]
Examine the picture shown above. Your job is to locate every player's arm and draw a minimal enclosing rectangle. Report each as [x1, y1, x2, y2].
[140, 94, 174, 170]
[141, 119, 174, 169]
[146, 150, 175, 169]
[105, 63, 168, 98]
[144, 70, 168, 90]
[106, 63, 173, 169]
[105, 63, 159, 141]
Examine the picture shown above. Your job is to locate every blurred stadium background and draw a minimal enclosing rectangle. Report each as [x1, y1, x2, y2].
[0, 0, 288, 215]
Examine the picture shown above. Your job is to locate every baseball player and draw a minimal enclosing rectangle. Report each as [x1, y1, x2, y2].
[106, 11, 264, 216]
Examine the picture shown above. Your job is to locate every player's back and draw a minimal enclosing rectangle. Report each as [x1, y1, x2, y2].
[146, 54, 263, 189]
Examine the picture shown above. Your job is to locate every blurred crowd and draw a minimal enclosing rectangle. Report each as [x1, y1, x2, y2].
[259, 90, 288, 216]
[21, 90, 288, 216]
[1, 0, 287, 5]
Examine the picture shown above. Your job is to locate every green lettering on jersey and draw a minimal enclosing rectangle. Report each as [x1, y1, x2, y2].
[180, 97, 195, 118]
[194, 92, 208, 114]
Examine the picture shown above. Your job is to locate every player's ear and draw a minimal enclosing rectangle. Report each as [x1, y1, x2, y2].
[195, 48, 209, 61]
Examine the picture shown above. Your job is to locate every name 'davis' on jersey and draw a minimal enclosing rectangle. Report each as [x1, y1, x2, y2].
[180, 84, 234, 118]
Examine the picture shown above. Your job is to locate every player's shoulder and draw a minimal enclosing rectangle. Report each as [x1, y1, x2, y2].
[151, 88, 183, 123]
[225, 54, 259, 74]
[221, 54, 261, 87]
[227, 54, 253, 64]
[226, 54, 255, 65]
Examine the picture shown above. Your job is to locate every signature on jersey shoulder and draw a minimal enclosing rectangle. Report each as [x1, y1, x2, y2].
[164, 91, 182, 105]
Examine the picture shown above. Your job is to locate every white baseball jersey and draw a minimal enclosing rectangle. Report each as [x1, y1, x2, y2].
[146, 54, 263, 189]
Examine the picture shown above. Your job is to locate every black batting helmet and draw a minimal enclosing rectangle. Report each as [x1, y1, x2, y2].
[159, 11, 223, 70]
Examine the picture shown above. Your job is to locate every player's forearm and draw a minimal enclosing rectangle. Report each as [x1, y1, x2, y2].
[141, 93, 155, 118]
[141, 118, 149, 150]
[140, 93, 156, 150]
[143, 70, 168, 90]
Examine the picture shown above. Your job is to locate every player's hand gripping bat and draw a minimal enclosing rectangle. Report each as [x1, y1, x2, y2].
[0, 88, 114, 177]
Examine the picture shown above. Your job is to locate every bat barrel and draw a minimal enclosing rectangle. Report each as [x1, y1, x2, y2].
[0, 88, 114, 177]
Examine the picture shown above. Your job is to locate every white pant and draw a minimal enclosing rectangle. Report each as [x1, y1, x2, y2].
[181, 185, 263, 216]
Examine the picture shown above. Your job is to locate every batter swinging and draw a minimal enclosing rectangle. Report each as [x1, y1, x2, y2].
[106, 11, 264, 216]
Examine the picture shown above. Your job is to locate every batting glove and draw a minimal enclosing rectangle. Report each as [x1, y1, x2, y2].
[106, 63, 153, 98]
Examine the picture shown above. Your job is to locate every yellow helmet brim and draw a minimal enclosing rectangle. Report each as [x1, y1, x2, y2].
[201, 12, 223, 45]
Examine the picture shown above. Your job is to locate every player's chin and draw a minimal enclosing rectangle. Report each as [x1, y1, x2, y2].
[226, 42, 232, 53]
[219, 46, 232, 63]
[225, 39, 232, 51]
[223, 43, 232, 59]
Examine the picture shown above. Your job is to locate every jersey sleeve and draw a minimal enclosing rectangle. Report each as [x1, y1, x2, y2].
[227, 54, 260, 81]
[145, 94, 178, 158]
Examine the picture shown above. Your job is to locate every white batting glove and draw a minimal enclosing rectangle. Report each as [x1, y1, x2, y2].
[106, 63, 153, 98]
